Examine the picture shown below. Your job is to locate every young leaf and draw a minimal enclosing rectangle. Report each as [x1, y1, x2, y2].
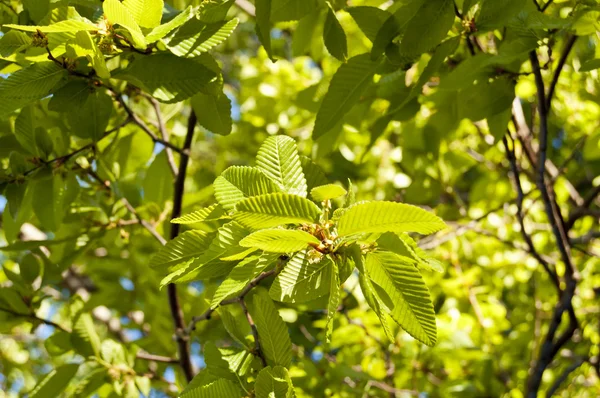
[4, 20, 98, 33]
[337, 201, 446, 237]
[214, 166, 280, 210]
[325, 261, 340, 343]
[191, 92, 232, 135]
[145, 6, 195, 43]
[300, 156, 329, 193]
[247, 288, 292, 367]
[323, 5, 347, 62]
[150, 230, 214, 269]
[256, 135, 308, 197]
[270, 250, 333, 303]
[313, 54, 379, 139]
[0, 30, 32, 57]
[399, 0, 455, 56]
[66, 31, 110, 79]
[365, 251, 437, 346]
[123, 0, 164, 29]
[311, 184, 347, 202]
[116, 53, 217, 103]
[171, 204, 227, 224]
[377, 232, 443, 273]
[240, 229, 319, 253]
[180, 378, 242, 398]
[28, 364, 79, 398]
[165, 18, 239, 58]
[255, 366, 294, 398]
[232, 193, 321, 229]
[103, 0, 146, 49]
[71, 312, 101, 357]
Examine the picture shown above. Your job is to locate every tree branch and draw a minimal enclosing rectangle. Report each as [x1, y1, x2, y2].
[144, 95, 178, 176]
[546, 35, 577, 110]
[0, 306, 71, 333]
[136, 351, 180, 364]
[167, 110, 198, 383]
[239, 298, 267, 367]
[545, 357, 587, 397]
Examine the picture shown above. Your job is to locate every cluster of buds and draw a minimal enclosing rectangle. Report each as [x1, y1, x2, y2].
[32, 29, 48, 48]
[462, 18, 477, 34]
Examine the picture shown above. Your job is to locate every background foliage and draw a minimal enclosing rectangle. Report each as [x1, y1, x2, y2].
[0, 0, 599, 397]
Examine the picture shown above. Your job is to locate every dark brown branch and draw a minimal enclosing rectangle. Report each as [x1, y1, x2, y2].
[545, 357, 587, 397]
[167, 110, 197, 383]
[239, 298, 267, 367]
[541, 0, 555, 12]
[502, 136, 560, 290]
[546, 35, 577, 110]
[0, 306, 71, 333]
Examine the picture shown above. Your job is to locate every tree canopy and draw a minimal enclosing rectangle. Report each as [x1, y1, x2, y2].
[0, 0, 599, 397]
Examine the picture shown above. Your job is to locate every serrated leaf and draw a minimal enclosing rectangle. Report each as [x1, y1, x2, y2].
[232, 193, 321, 229]
[146, 6, 195, 43]
[150, 230, 213, 269]
[74, 368, 108, 397]
[191, 92, 232, 135]
[103, 0, 146, 49]
[68, 88, 113, 141]
[116, 53, 217, 103]
[214, 166, 281, 211]
[48, 80, 91, 112]
[313, 54, 379, 139]
[256, 135, 307, 197]
[347, 6, 390, 43]
[0, 30, 32, 57]
[399, 0, 455, 56]
[325, 261, 340, 343]
[311, 184, 347, 202]
[171, 204, 227, 224]
[255, 366, 294, 398]
[371, 0, 424, 60]
[270, 250, 332, 303]
[365, 251, 437, 346]
[180, 379, 242, 398]
[205, 342, 237, 381]
[323, 5, 347, 61]
[29, 364, 79, 398]
[123, 0, 163, 29]
[337, 201, 446, 237]
[377, 232, 443, 273]
[165, 18, 239, 58]
[0, 62, 67, 116]
[71, 312, 101, 357]
[300, 156, 329, 193]
[219, 306, 251, 346]
[255, 0, 274, 60]
[247, 288, 292, 367]
[5, 20, 98, 33]
[211, 255, 269, 308]
[66, 31, 110, 79]
[240, 229, 319, 253]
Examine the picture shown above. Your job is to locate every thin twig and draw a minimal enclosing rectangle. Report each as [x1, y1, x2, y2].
[136, 351, 180, 364]
[546, 35, 577, 110]
[239, 298, 267, 367]
[121, 198, 167, 245]
[146, 96, 178, 176]
[0, 306, 71, 333]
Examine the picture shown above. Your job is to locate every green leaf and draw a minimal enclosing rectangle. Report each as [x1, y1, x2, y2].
[123, 0, 164, 29]
[337, 201, 446, 237]
[75, 368, 108, 397]
[143, 151, 174, 205]
[371, 0, 424, 60]
[199, 0, 236, 23]
[145, 6, 195, 43]
[240, 229, 319, 253]
[181, 379, 242, 398]
[323, 5, 347, 62]
[313, 54, 379, 139]
[205, 342, 237, 381]
[34, 128, 53, 159]
[365, 251, 437, 346]
[103, 0, 146, 49]
[66, 31, 110, 79]
[211, 254, 276, 308]
[15, 105, 39, 156]
[300, 156, 329, 193]
[172, 204, 227, 224]
[191, 92, 232, 135]
[377, 232, 443, 273]
[165, 18, 239, 58]
[150, 230, 214, 269]
[0, 62, 67, 116]
[255, 366, 294, 398]
[271, 0, 316, 22]
[31, 172, 78, 231]
[117, 53, 217, 103]
[0, 30, 32, 57]
[219, 306, 251, 346]
[0, 287, 29, 313]
[247, 288, 292, 367]
[29, 364, 79, 398]
[44, 331, 72, 356]
[458, 78, 515, 122]
[399, 0, 455, 56]
[255, 0, 274, 60]
[71, 312, 101, 357]
[68, 89, 113, 141]
[232, 193, 321, 230]
[23, 0, 50, 22]
[270, 250, 332, 303]
[214, 166, 281, 211]
[579, 58, 600, 72]
[476, 0, 525, 32]
[256, 135, 308, 197]
[311, 184, 347, 202]
[48, 80, 91, 113]
[4, 20, 98, 33]
[325, 260, 340, 343]
[347, 6, 390, 43]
